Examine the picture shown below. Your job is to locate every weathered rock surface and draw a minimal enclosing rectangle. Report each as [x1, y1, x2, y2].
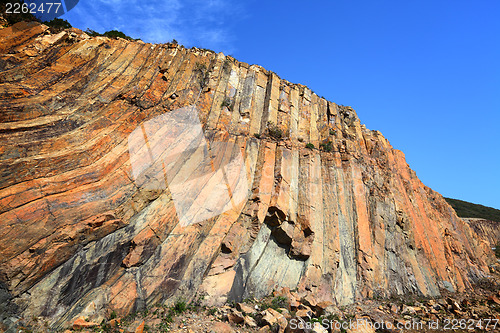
[0, 22, 498, 329]
[463, 218, 500, 266]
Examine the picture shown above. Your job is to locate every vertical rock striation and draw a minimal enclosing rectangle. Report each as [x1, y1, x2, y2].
[0, 22, 495, 328]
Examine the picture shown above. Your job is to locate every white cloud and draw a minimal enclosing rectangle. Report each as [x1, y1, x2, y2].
[62, 0, 241, 53]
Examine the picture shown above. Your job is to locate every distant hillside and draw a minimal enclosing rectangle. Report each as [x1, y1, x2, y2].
[445, 198, 500, 223]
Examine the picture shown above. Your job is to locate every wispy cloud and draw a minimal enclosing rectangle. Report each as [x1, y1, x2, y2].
[62, 0, 243, 53]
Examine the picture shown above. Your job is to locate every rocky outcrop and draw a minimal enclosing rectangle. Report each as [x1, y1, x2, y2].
[463, 218, 500, 266]
[0, 22, 497, 329]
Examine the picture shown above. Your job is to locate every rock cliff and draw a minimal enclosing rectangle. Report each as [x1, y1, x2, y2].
[0, 22, 495, 329]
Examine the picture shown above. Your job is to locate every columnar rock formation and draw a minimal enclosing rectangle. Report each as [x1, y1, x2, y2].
[0, 22, 494, 328]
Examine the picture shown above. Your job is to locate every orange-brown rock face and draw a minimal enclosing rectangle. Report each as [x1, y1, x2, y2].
[0, 22, 495, 328]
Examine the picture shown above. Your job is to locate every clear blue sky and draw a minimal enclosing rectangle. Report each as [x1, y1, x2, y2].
[61, 0, 500, 209]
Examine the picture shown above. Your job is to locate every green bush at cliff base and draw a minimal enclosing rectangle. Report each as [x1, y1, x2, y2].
[173, 300, 187, 314]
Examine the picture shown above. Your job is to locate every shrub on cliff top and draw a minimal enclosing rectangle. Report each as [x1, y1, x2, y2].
[103, 30, 133, 40]
[85, 28, 135, 41]
[45, 18, 72, 32]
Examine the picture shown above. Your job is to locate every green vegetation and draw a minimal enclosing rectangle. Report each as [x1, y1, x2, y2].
[445, 198, 500, 222]
[267, 122, 283, 140]
[496, 244, 500, 259]
[45, 18, 72, 31]
[172, 299, 187, 314]
[329, 129, 335, 135]
[319, 140, 333, 152]
[271, 296, 288, 309]
[85, 28, 135, 41]
[102, 30, 133, 40]
[187, 295, 204, 311]
[253, 133, 261, 139]
[305, 143, 315, 149]
[259, 296, 288, 311]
